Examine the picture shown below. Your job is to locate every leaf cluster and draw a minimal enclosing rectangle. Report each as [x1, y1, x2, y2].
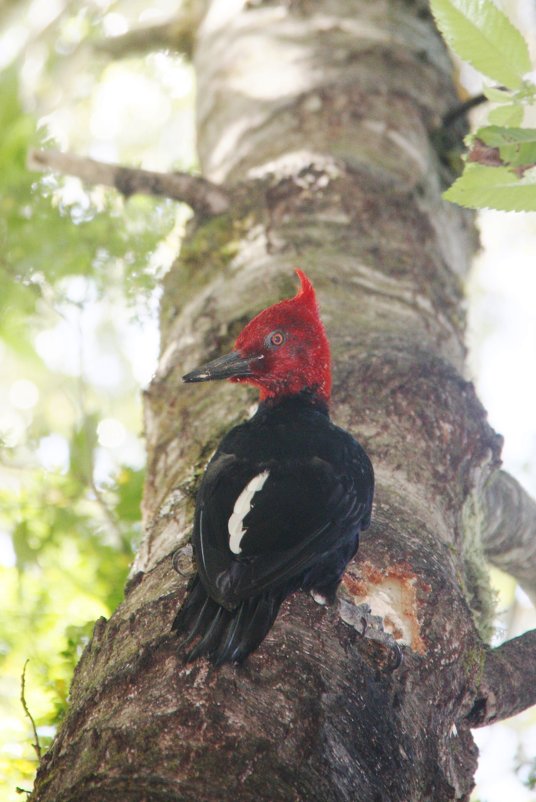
[431, 0, 536, 211]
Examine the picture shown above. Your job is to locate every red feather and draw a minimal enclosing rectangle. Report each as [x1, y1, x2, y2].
[233, 270, 332, 403]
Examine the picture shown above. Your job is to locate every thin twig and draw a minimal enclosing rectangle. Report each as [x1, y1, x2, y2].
[442, 93, 487, 127]
[95, 16, 196, 60]
[28, 149, 230, 218]
[20, 659, 42, 761]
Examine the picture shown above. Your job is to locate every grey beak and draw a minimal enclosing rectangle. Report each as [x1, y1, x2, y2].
[183, 351, 263, 383]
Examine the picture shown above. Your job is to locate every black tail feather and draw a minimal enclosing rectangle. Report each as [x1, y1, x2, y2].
[172, 576, 218, 648]
[173, 577, 283, 664]
[211, 599, 249, 665]
[186, 605, 230, 662]
[212, 591, 283, 665]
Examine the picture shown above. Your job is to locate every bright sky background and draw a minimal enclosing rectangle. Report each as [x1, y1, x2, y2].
[468, 211, 536, 498]
[468, 209, 536, 802]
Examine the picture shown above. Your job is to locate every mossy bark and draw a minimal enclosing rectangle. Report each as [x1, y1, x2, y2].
[31, 2, 517, 801]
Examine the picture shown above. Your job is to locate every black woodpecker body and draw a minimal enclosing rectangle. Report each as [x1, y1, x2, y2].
[173, 271, 374, 664]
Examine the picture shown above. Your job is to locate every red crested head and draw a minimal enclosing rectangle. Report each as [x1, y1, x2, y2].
[183, 270, 332, 405]
[233, 270, 331, 402]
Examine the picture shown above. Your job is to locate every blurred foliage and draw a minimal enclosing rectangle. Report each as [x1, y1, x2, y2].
[430, 0, 536, 211]
[0, 1, 193, 798]
[527, 761, 536, 790]
[0, 66, 177, 356]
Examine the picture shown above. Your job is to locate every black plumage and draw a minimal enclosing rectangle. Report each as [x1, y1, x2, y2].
[173, 394, 374, 664]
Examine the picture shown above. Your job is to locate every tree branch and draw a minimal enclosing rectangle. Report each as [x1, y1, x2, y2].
[28, 148, 230, 218]
[442, 93, 487, 128]
[467, 630, 536, 727]
[94, 15, 195, 61]
[481, 470, 536, 605]
[20, 659, 42, 760]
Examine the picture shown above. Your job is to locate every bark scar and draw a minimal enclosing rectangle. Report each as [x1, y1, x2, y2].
[341, 560, 427, 654]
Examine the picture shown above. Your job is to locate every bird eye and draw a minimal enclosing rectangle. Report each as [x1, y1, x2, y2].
[268, 330, 286, 347]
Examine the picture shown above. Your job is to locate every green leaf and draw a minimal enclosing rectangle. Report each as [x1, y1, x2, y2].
[430, 0, 532, 89]
[483, 85, 512, 103]
[444, 163, 536, 210]
[478, 125, 536, 166]
[487, 104, 524, 126]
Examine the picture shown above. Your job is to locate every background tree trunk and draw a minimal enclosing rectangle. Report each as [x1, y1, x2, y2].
[31, 1, 536, 800]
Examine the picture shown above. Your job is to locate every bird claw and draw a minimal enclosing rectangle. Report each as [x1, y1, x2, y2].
[338, 600, 403, 671]
[172, 544, 196, 577]
[386, 641, 403, 671]
[310, 590, 329, 606]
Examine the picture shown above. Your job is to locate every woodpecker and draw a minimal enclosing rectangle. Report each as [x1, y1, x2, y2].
[173, 270, 374, 664]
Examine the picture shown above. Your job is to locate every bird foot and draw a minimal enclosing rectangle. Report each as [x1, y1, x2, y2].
[338, 600, 402, 671]
[172, 544, 196, 577]
[310, 590, 329, 606]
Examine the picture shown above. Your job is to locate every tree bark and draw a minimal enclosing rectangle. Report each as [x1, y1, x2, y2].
[481, 469, 536, 605]
[31, 2, 536, 801]
[28, 149, 230, 217]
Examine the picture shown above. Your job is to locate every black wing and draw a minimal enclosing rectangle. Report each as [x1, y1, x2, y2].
[194, 443, 372, 610]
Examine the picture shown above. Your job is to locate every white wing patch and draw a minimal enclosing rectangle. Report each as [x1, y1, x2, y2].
[228, 469, 270, 554]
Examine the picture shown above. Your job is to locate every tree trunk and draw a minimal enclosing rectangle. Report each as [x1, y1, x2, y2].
[31, 1, 536, 801]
